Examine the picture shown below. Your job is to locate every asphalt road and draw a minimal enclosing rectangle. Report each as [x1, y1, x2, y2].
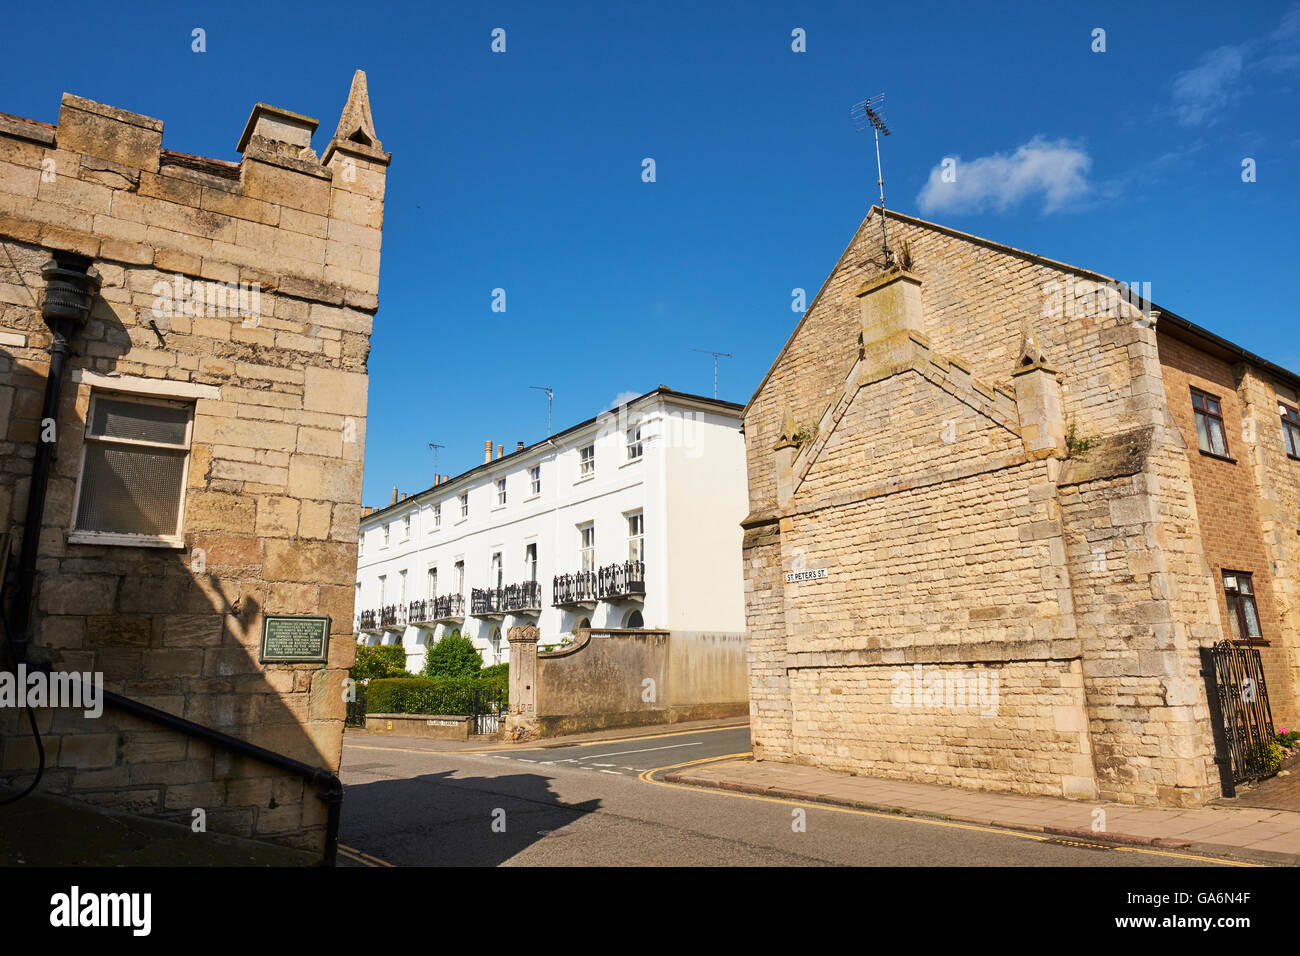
[337, 726, 1227, 867]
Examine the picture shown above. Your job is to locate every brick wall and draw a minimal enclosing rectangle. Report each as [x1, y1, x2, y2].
[0, 78, 388, 855]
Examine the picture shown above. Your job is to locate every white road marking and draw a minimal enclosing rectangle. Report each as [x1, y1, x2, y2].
[574, 742, 703, 761]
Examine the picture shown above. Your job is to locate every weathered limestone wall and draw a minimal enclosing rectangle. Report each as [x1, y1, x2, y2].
[509, 627, 747, 738]
[742, 209, 1229, 807]
[0, 78, 388, 854]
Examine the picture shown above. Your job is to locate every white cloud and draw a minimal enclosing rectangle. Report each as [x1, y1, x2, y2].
[1171, 45, 1245, 126]
[608, 390, 640, 409]
[916, 137, 1091, 215]
[1170, 4, 1300, 126]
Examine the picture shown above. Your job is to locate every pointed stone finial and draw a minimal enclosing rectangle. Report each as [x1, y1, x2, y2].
[775, 409, 799, 450]
[333, 70, 382, 151]
[1018, 324, 1049, 368]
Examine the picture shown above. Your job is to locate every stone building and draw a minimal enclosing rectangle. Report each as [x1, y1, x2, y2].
[742, 207, 1299, 808]
[0, 72, 389, 859]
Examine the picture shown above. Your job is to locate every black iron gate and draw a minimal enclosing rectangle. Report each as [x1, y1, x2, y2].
[1202, 641, 1275, 795]
[471, 687, 505, 735]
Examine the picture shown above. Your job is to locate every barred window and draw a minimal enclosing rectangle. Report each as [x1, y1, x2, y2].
[72, 393, 193, 544]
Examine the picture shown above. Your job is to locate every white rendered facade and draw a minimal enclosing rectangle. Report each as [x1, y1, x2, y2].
[354, 388, 747, 672]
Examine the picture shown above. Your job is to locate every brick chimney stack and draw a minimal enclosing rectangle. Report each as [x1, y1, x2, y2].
[496, 444, 503, 459]
[484, 440, 492, 463]
[391, 487, 398, 505]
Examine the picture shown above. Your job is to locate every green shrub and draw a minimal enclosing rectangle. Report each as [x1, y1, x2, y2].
[350, 645, 411, 682]
[366, 676, 507, 715]
[422, 633, 483, 679]
[1275, 729, 1300, 748]
[1245, 739, 1283, 774]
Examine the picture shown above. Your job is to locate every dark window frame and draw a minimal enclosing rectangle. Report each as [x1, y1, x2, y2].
[1222, 570, 1266, 645]
[1191, 387, 1231, 460]
[1280, 402, 1300, 461]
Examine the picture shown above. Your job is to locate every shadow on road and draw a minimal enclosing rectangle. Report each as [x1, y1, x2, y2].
[341, 770, 602, 865]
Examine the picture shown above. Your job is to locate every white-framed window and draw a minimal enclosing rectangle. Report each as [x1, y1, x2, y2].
[525, 542, 538, 582]
[454, 560, 465, 595]
[383, 523, 390, 547]
[491, 551, 503, 589]
[459, 493, 469, 519]
[70, 392, 195, 547]
[378, 575, 387, 605]
[578, 444, 595, 479]
[529, 465, 541, 497]
[626, 424, 643, 460]
[579, 523, 595, 573]
[399, 569, 407, 603]
[402, 513, 411, 541]
[433, 503, 441, 529]
[496, 476, 507, 506]
[627, 511, 644, 563]
[427, 567, 438, 599]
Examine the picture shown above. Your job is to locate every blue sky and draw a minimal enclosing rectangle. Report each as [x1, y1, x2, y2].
[4, 0, 1298, 503]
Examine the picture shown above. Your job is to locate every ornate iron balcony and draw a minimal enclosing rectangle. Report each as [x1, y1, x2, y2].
[379, 604, 405, 628]
[357, 608, 379, 631]
[598, 561, 645, 600]
[433, 593, 465, 621]
[472, 582, 541, 616]
[553, 571, 598, 607]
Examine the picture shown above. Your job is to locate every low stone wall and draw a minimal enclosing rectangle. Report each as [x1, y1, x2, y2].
[506, 626, 748, 739]
[363, 714, 472, 740]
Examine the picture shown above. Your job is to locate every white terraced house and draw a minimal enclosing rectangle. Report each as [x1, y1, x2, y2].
[354, 387, 748, 670]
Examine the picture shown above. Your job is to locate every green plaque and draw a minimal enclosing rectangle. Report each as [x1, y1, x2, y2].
[260, 615, 331, 663]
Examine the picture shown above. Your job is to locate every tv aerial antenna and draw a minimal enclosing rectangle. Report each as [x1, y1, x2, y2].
[530, 385, 554, 435]
[692, 348, 732, 399]
[850, 93, 892, 264]
[427, 441, 445, 475]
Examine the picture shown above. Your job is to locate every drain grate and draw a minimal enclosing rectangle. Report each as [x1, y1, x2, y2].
[1045, 837, 1114, 851]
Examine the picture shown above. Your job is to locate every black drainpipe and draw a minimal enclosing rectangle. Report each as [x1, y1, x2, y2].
[8, 252, 100, 667]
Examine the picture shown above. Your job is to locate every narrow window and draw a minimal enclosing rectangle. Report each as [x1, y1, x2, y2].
[459, 492, 469, 519]
[433, 503, 441, 529]
[454, 560, 465, 595]
[626, 424, 643, 460]
[399, 569, 407, 603]
[491, 552, 503, 589]
[72, 393, 194, 543]
[579, 444, 595, 479]
[1191, 388, 1229, 458]
[1223, 571, 1263, 643]
[428, 567, 438, 598]
[525, 542, 538, 582]
[627, 512, 644, 563]
[496, 476, 507, 506]
[402, 513, 411, 540]
[378, 575, 386, 606]
[530, 465, 541, 496]
[1281, 403, 1300, 460]
[580, 524, 595, 573]
[383, 523, 390, 546]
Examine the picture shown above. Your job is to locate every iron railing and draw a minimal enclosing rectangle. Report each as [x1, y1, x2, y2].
[379, 604, 404, 628]
[357, 608, 378, 631]
[434, 593, 465, 620]
[1206, 640, 1276, 790]
[554, 571, 598, 606]
[471, 581, 541, 615]
[598, 560, 645, 599]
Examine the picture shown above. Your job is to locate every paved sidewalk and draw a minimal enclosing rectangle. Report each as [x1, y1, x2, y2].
[344, 715, 750, 754]
[664, 758, 1300, 865]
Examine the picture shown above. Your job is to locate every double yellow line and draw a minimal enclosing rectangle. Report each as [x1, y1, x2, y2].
[639, 754, 1260, 868]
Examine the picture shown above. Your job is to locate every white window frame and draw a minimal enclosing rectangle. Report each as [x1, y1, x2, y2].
[68, 391, 196, 549]
[427, 566, 438, 599]
[459, 492, 469, 520]
[529, 465, 541, 497]
[578, 443, 595, 481]
[432, 502, 441, 530]
[454, 560, 465, 595]
[383, 523, 391, 547]
[579, 523, 595, 573]
[402, 513, 412, 541]
[626, 424, 643, 461]
[627, 511, 644, 563]
[378, 575, 387, 606]
[525, 541, 538, 582]
[491, 551, 503, 589]
[496, 476, 507, 507]
[399, 569, 407, 603]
